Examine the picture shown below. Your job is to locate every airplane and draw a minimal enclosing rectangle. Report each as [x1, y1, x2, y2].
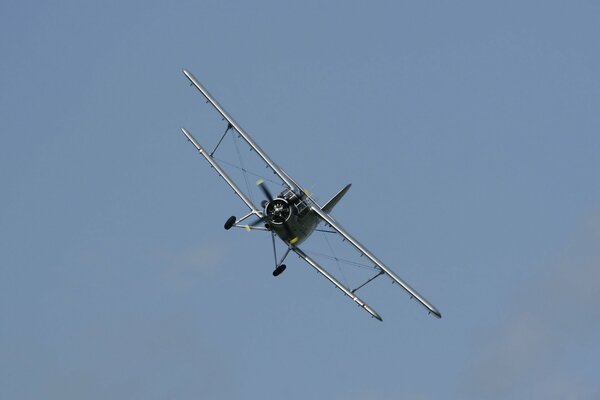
[179, 69, 442, 322]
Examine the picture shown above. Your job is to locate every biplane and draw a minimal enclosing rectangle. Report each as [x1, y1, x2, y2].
[179, 69, 441, 321]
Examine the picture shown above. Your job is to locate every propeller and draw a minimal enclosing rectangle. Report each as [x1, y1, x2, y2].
[250, 179, 298, 243]
[257, 179, 274, 202]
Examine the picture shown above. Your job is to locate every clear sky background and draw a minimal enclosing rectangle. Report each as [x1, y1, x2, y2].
[1, 1, 599, 399]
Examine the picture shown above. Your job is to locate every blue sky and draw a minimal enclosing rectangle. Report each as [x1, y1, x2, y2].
[1, 1, 599, 399]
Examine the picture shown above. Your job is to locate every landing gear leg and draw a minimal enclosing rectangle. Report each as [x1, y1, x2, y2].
[270, 232, 291, 277]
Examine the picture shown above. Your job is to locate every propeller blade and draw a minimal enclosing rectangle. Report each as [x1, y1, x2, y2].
[248, 215, 267, 227]
[256, 179, 274, 202]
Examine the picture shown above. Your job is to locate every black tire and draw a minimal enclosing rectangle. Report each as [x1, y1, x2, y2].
[273, 264, 287, 277]
[224, 216, 236, 230]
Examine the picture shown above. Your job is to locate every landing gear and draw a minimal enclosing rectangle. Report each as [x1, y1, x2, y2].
[270, 232, 291, 277]
[273, 264, 286, 276]
[224, 216, 236, 230]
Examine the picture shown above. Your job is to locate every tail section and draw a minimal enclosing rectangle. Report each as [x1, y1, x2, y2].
[322, 184, 351, 213]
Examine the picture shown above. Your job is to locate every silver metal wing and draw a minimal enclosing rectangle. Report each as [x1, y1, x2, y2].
[291, 246, 383, 321]
[180, 127, 262, 216]
[183, 69, 302, 193]
[309, 204, 443, 319]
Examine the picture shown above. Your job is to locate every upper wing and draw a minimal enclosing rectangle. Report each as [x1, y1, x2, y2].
[183, 69, 302, 193]
[310, 204, 442, 318]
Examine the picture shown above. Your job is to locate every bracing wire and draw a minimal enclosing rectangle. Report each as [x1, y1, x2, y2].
[231, 132, 255, 205]
[304, 248, 378, 271]
[213, 157, 282, 186]
[323, 231, 350, 288]
[321, 232, 350, 286]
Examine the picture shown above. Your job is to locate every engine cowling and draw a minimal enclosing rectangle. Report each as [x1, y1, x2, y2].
[265, 198, 291, 224]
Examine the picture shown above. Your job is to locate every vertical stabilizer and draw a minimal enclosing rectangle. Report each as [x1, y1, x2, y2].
[322, 184, 352, 213]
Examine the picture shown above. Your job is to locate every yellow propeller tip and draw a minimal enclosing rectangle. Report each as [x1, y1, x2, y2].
[245, 225, 251, 232]
[290, 237, 299, 244]
[256, 179, 264, 185]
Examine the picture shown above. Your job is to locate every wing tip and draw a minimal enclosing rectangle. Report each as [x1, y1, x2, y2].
[363, 304, 383, 322]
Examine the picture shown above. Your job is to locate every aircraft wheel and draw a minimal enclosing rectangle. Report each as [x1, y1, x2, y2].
[273, 264, 286, 277]
[224, 216, 236, 230]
